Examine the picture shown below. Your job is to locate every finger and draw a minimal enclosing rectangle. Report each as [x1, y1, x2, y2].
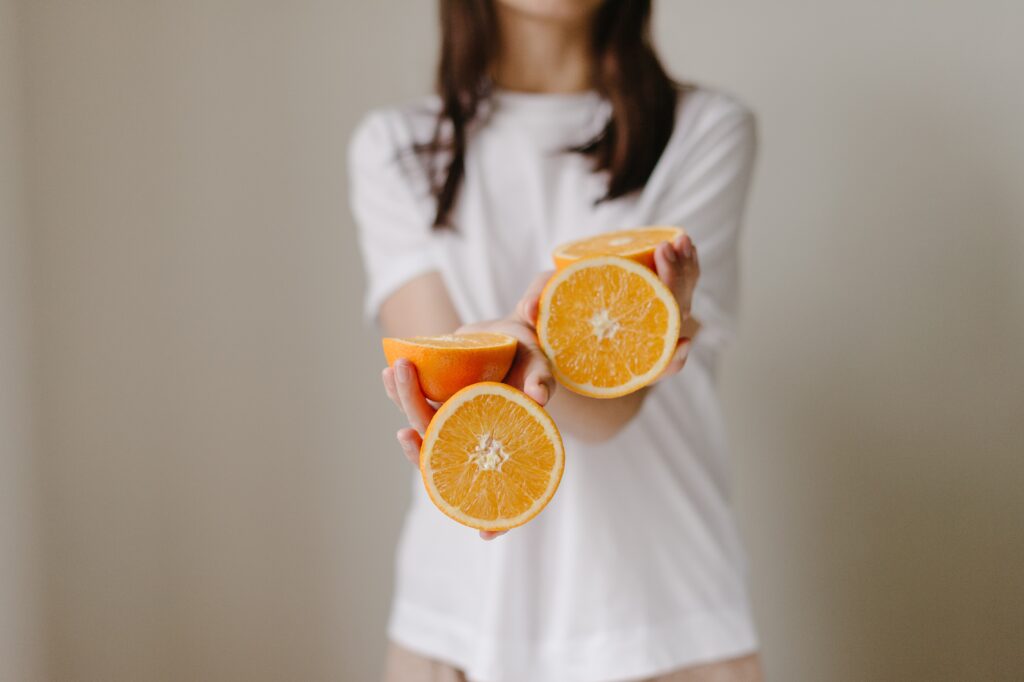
[673, 234, 700, 318]
[396, 428, 423, 467]
[393, 359, 436, 434]
[655, 236, 699, 321]
[480, 530, 507, 541]
[674, 232, 693, 259]
[382, 367, 401, 409]
[505, 340, 555, 406]
[675, 232, 699, 268]
[516, 270, 554, 326]
[654, 241, 682, 295]
[659, 338, 691, 379]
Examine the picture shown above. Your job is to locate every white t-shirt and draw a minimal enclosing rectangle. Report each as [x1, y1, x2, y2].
[350, 87, 759, 682]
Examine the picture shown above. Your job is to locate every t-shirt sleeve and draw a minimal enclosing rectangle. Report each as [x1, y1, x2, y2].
[647, 95, 758, 351]
[348, 110, 439, 321]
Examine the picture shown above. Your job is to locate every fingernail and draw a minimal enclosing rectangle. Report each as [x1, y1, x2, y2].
[533, 382, 549, 405]
[681, 237, 693, 259]
[395, 360, 411, 383]
[664, 244, 678, 263]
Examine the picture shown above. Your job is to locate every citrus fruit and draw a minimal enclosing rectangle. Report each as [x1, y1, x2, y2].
[537, 255, 680, 398]
[420, 382, 565, 531]
[552, 226, 685, 271]
[382, 332, 517, 402]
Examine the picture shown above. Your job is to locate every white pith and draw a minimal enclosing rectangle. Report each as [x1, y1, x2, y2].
[589, 309, 621, 341]
[469, 434, 508, 471]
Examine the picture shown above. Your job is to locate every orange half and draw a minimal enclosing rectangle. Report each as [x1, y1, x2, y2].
[420, 382, 565, 531]
[537, 256, 680, 398]
[552, 226, 686, 271]
[382, 332, 517, 402]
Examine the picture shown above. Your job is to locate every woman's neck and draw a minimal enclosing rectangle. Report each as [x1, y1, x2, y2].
[492, 4, 593, 94]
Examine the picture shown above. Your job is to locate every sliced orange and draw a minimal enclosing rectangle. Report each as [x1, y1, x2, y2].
[382, 332, 517, 402]
[552, 226, 685, 271]
[537, 256, 680, 398]
[420, 382, 565, 531]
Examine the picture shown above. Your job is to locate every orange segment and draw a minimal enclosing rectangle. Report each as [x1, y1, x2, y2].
[420, 382, 565, 531]
[382, 332, 517, 402]
[537, 256, 680, 398]
[552, 226, 686, 271]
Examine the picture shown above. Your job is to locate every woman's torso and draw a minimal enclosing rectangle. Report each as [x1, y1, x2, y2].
[350, 86, 760, 682]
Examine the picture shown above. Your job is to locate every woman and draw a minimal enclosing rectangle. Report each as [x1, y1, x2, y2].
[350, 1, 761, 680]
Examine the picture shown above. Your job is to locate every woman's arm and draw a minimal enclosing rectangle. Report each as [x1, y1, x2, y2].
[381, 231, 700, 452]
[378, 271, 462, 338]
[376, 234, 697, 540]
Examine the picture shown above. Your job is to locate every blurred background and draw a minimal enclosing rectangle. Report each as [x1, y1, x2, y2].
[2, 1, 1023, 680]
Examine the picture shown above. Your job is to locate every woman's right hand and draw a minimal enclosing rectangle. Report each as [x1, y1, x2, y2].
[381, 316, 555, 541]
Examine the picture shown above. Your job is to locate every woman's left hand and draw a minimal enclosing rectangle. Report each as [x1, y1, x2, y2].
[651, 231, 701, 378]
[516, 232, 701, 381]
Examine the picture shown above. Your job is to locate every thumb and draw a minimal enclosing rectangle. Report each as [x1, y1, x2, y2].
[516, 270, 554, 326]
[507, 338, 555, 406]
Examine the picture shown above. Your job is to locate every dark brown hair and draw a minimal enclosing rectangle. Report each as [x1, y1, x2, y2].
[422, 0, 682, 228]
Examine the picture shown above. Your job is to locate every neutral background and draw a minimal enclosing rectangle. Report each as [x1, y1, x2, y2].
[2, 1, 1023, 680]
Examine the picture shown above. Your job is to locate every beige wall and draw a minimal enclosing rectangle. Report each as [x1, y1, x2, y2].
[661, 4, 1024, 680]
[1, 0, 41, 680]
[12, 1, 1024, 680]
